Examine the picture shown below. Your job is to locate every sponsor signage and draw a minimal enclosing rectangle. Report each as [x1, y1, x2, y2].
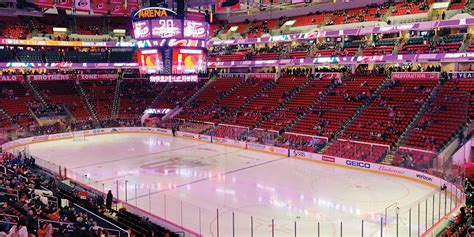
[292, 150, 306, 157]
[378, 165, 405, 175]
[391, 72, 439, 80]
[31, 135, 49, 142]
[217, 73, 246, 79]
[197, 135, 211, 142]
[213, 137, 228, 143]
[133, 21, 151, 40]
[322, 156, 335, 163]
[248, 73, 275, 80]
[0, 75, 21, 81]
[264, 146, 288, 155]
[183, 20, 209, 39]
[416, 173, 433, 182]
[144, 108, 171, 114]
[77, 74, 119, 80]
[150, 75, 199, 83]
[92, 129, 105, 134]
[448, 72, 474, 79]
[27, 74, 73, 81]
[247, 143, 266, 150]
[176, 131, 197, 139]
[345, 160, 371, 169]
[156, 128, 170, 133]
[133, 7, 177, 20]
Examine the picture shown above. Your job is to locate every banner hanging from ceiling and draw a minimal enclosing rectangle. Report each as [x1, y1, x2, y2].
[92, 0, 108, 14]
[56, 0, 73, 9]
[126, 0, 139, 16]
[215, 0, 240, 13]
[110, 0, 125, 15]
[75, 0, 91, 12]
[34, 0, 54, 8]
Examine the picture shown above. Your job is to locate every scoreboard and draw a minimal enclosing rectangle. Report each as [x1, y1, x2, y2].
[136, 48, 207, 75]
[132, 7, 209, 77]
[134, 19, 209, 40]
[152, 19, 183, 38]
[132, 8, 210, 40]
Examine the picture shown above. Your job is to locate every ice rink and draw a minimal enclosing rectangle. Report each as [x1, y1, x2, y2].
[10, 133, 454, 237]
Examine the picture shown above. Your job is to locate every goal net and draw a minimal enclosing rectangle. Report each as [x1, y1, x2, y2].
[72, 132, 86, 142]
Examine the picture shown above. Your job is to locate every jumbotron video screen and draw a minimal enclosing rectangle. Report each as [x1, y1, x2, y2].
[132, 7, 208, 77]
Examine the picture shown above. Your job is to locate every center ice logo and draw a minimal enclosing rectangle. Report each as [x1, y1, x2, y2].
[140, 156, 217, 174]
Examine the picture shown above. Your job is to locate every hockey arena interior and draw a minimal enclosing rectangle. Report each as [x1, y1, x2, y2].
[0, 0, 473, 236]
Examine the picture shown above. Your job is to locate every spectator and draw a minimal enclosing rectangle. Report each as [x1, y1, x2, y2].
[106, 190, 113, 210]
[7, 218, 28, 237]
[37, 222, 53, 237]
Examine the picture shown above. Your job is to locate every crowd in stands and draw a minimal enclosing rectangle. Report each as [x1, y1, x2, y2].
[0, 152, 112, 237]
[246, 19, 272, 37]
[439, 178, 474, 237]
[30, 105, 68, 118]
[0, 149, 178, 237]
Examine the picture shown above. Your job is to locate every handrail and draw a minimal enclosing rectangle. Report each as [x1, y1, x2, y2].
[30, 192, 59, 206]
[37, 218, 122, 237]
[73, 204, 129, 237]
[284, 132, 329, 141]
[0, 191, 19, 201]
[251, 128, 279, 133]
[398, 146, 437, 154]
[37, 218, 74, 226]
[0, 220, 17, 225]
[0, 213, 19, 220]
[217, 123, 250, 129]
[337, 138, 391, 148]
